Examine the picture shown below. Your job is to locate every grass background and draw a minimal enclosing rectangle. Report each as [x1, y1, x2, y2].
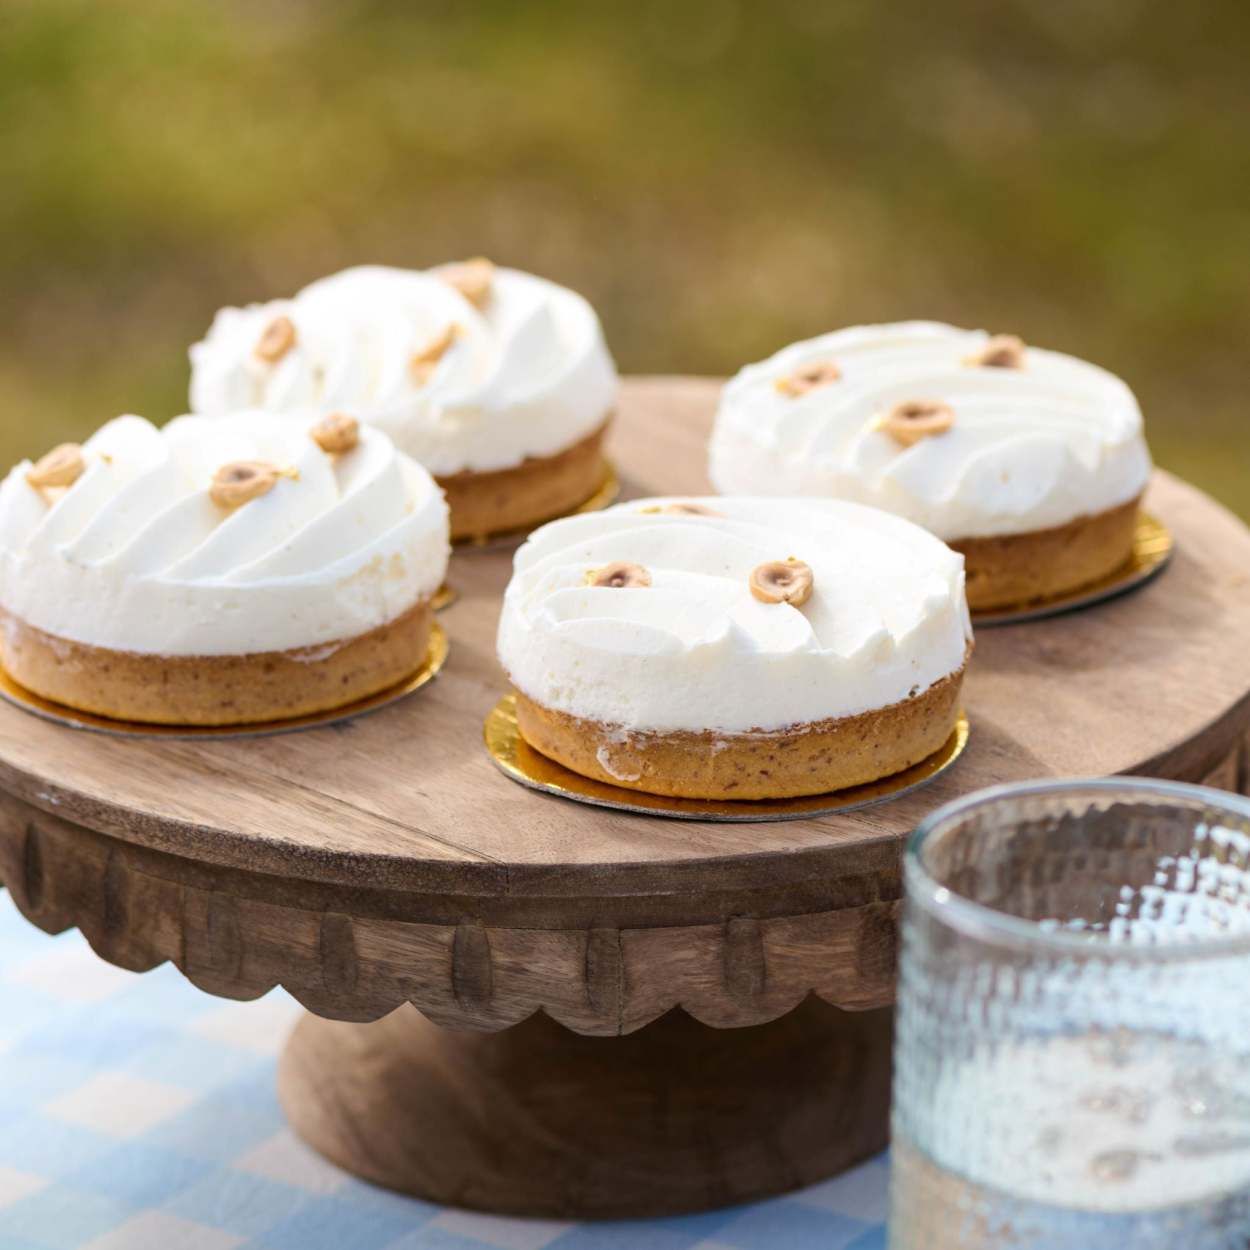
[3, 0, 1246, 516]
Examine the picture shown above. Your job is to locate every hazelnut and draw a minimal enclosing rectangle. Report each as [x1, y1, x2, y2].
[410, 322, 461, 385]
[586, 561, 652, 589]
[437, 257, 495, 308]
[639, 502, 724, 517]
[311, 412, 360, 454]
[254, 314, 297, 364]
[26, 443, 86, 490]
[775, 360, 841, 397]
[965, 333, 1025, 369]
[210, 460, 284, 509]
[881, 399, 955, 447]
[750, 557, 814, 607]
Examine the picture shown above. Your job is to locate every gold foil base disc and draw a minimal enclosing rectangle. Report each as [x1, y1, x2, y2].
[484, 693, 969, 822]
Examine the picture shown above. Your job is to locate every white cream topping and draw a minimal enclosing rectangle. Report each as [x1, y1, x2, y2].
[0, 412, 449, 656]
[709, 322, 1152, 540]
[189, 264, 618, 477]
[498, 497, 971, 735]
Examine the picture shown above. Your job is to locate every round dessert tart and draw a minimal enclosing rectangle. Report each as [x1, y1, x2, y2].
[190, 260, 618, 542]
[709, 323, 1154, 612]
[0, 411, 449, 727]
[496, 497, 972, 801]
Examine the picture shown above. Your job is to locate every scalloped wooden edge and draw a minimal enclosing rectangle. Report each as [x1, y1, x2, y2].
[0, 789, 897, 1035]
[1, 732, 1246, 1038]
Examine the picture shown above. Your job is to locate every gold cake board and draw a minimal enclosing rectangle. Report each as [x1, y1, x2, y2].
[486, 692, 969, 822]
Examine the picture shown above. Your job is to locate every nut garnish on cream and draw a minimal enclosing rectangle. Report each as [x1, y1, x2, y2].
[965, 333, 1026, 369]
[254, 315, 297, 364]
[638, 502, 724, 517]
[434, 257, 495, 308]
[409, 323, 461, 386]
[586, 561, 652, 588]
[881, 399, 955, 447]
[498, 496, 971, 735]
[749, 557, 814, 606]
[210, 460, 284, 509]
[775, 360, 841, 397]
[0, 411, 449, 658]
[710, 321, 1151, 541]
[190, 264, 617, 479]
[311, 412, 360, 455]
[26, 444, 86, 490]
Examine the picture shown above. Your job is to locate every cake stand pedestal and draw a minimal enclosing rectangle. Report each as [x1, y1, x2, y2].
[1, 378, 1248, 1219]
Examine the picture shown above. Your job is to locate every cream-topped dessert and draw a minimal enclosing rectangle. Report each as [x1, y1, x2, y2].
[709, 322, 1153, 610]
[0, 411, 449, 725]
[497, 497, 971, 799]
[190, 261, 618, 540]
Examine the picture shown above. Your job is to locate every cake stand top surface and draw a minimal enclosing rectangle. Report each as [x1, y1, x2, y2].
[0, 378, 1248, 921]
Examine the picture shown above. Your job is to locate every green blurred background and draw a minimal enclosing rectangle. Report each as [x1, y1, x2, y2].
[3, 0, 1246, 516]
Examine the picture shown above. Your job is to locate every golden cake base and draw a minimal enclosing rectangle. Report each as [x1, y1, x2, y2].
[457, 462, 620, 549]
[0, 624, 448, 740]
[444, 421, 615, 545]
[433, 583, 457, 611]
[484, 693, 969, 821]
[971, 512, 1173, 627]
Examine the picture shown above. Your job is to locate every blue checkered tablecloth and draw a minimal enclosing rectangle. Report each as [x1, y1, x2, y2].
[0, 892, 889, 1249]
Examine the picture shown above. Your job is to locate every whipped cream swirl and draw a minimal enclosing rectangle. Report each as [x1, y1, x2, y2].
[498, 497, 971, 734]
[190, 264, 618, 477]
[710, 322, 1152, 540]
[0, 412, 449, 656]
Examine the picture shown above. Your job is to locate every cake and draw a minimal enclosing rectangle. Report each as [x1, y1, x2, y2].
[189, 261, 618, 541]
[708, 323, 1153, 611]
[0, 411, 449, 726]
[497, 497, 972, 800]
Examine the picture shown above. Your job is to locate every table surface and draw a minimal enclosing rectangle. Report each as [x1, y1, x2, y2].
[0, 892, 889, 1250]
[0, 378, 1246, 926]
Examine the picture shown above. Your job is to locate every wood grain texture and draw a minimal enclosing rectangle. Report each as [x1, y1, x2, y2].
[0, 789, 895, 1030]
[2, 377, 1248, 1219]
[0, 382, 1245, 914]
[0, 378, 1247, 1033]
[278, 999, 895, 1218]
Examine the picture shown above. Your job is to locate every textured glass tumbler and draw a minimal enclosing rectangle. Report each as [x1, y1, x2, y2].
[889, 778, 1250, 1250]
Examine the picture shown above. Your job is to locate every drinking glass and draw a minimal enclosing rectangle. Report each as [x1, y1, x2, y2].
[889, 777, 1250, 1250]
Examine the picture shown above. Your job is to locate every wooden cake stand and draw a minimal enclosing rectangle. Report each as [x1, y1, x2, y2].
[0, 379, 1248, 1219]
